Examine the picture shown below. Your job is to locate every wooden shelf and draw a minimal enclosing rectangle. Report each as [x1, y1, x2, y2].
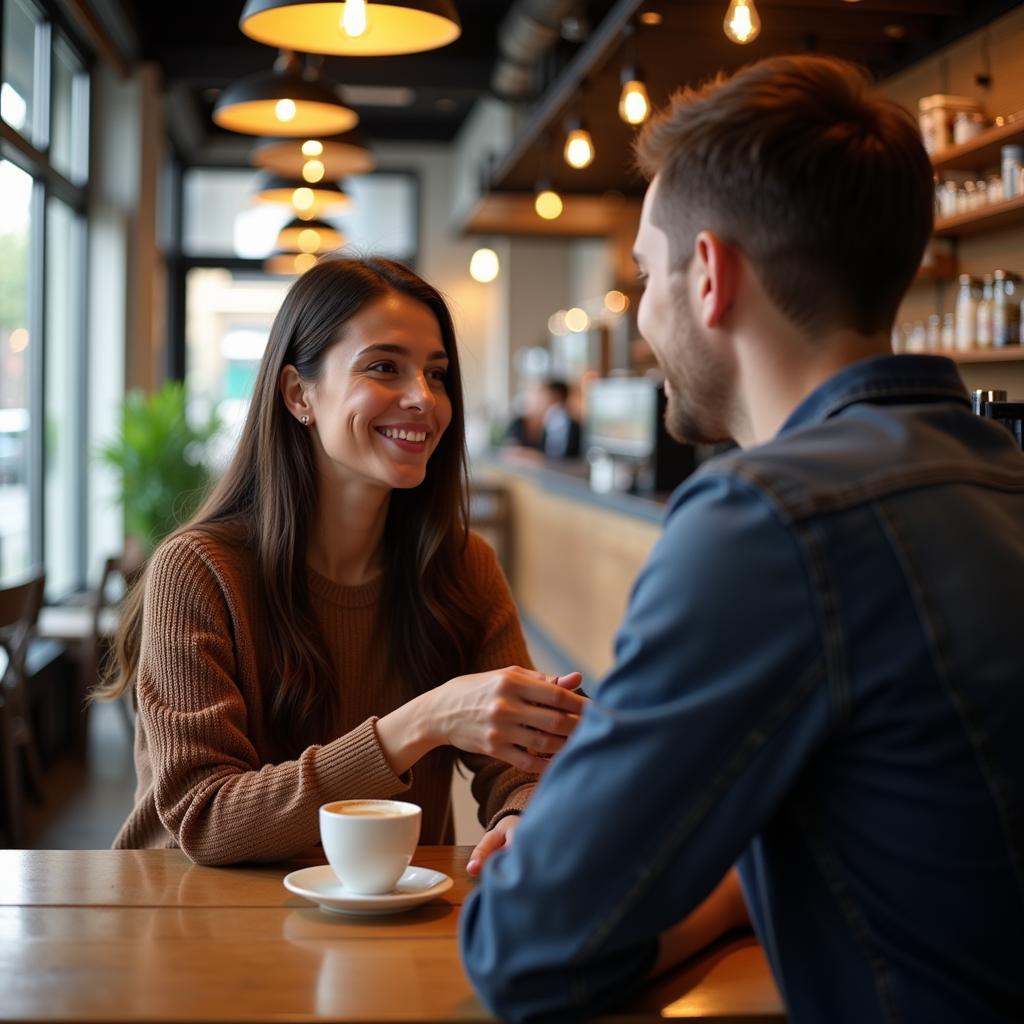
[934, 347, 1024, 363]
[915, 252, 957, 281]
[934, 193, 1024, 237]
[931, 118, 1024, 175]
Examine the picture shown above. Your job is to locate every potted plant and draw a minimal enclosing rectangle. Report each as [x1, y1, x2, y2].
[96, 382, 221, 559]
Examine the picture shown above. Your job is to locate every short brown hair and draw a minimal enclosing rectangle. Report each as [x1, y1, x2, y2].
[635, 55, 933, 336]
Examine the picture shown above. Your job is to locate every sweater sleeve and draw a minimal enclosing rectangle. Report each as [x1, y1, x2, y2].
[136, 534, 411, 865]
[457, 533, 539, 828]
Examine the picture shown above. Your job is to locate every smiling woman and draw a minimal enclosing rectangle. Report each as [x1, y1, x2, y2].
[92, 255, 586, 869]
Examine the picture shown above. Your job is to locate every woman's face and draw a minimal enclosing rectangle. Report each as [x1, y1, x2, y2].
[301, 291, 453, 492]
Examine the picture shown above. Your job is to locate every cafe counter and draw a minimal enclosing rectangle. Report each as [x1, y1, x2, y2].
[471, 450, 669, 681]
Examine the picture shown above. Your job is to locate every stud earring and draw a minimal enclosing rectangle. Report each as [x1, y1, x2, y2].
[300, 414, 310, 427]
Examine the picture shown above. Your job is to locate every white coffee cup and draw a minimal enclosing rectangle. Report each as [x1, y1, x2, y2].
[319, 799, 422, 894]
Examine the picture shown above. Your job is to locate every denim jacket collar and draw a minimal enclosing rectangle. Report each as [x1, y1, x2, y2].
[779, 354, 970, 437]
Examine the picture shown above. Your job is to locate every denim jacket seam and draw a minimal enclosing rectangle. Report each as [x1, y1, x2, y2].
[872, 502, 1024, 909]
[792, 803, 902, 1024]
[729, 462, 1024, 524]
[796, 520, 851, 725]
[574, 657, 825, 966]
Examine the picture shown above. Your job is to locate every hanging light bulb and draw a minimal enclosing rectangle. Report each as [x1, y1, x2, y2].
[564, 119, 595, 170]
[342, 0, 368, 36]
[240, 0, 461, 57]
[534, 186, 563, 221]
[302, 158, 326, 182]
[469, 247, 500, 283]
[723, 0, 761, 44]
[301, 139, 324, 157]
[618, 72, 651, 125]
[275, 98, 297, 123]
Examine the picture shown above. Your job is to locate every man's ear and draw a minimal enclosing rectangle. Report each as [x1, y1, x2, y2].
[279, 364, 312, 423]
[694, 230, 739, 330]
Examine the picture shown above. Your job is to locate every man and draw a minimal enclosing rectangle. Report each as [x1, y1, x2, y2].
[539, 379, 581, 459]
[460, 55, 1024, 1023]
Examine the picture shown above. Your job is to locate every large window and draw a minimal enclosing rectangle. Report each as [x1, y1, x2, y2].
[0, 0, 89, 592]
[0, 160, 31, 581]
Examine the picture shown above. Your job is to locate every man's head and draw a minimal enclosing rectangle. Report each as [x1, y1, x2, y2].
[632, 54, 934, 444]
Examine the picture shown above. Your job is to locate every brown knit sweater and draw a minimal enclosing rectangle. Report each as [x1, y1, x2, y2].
[113, 528, 536, 864]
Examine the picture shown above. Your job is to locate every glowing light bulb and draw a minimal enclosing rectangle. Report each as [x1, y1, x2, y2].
[534, 189, 563, 220]
[604, 290, 628, 314]
[564, 128, 595, 170]
[9, 327, 28, 353]
[297, 228, 322, 252]
[275, 98, 297, 123]
[618, 79, 651, 125]
[295, 252, 317, 273]
[302, 159, 326, 183]
[723, 0, 761, 44]
[548, 311, 568, 336]
[301, 139, 324, 157]
[341, 0, 368, 38]
[469, 247, 500, 283]
[564, 307, 589, 333]
[292, 186, 315, 212]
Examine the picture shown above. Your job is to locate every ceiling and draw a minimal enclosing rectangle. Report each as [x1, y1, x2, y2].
[114, 0, 616, 163]
[488, 0, 1023, 200]
[101, 0, 1020, 187]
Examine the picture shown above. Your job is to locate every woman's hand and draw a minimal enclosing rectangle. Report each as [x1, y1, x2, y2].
[467, 814, 519, 876]
[424, 666, 586, 773]
[376, 667, 585, 778]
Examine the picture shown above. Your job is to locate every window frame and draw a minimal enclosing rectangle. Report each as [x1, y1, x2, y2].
[0, 0, 91, 595]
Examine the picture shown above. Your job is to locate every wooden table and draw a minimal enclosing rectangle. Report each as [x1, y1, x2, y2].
[0, 847, 785, 1022]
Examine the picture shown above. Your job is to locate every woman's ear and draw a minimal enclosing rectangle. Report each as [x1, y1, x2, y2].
[279, 364, 313, 425]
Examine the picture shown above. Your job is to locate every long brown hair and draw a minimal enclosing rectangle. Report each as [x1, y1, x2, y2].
[96, 256, 479, 757]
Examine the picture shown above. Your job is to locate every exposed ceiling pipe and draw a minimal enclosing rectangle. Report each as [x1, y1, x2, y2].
[491, 0, 582, 99]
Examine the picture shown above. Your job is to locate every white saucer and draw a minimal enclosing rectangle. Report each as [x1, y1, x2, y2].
[283, 864, 453, 916]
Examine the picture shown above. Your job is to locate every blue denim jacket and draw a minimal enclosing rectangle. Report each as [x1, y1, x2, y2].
[460, 355, 1024, 1023]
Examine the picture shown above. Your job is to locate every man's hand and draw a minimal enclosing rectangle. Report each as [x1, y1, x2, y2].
[467, 814, 519, 876]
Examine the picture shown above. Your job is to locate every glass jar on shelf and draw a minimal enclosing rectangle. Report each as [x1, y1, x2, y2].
[976, 274, 995, 348]
[993, 271, 1020, 347]
[955, 274, 978, 350]
[940, 312, 955, 349]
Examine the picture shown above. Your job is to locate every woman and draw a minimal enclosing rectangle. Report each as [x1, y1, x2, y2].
[97, 256, 585, 869]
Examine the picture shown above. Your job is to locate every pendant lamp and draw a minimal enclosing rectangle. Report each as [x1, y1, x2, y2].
[267, 250, 321, 275]
[276, 217, 346, 252]
[252, 130, 375, 179]
[213, 51, 358, 137]
[240, 0, 461, 57]
[254, 174, 352, 217]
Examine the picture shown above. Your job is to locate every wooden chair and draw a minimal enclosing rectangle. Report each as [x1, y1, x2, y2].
[82, 554, 143, 742]
[0, 570, 47, 847]
[469, 483, 514, 586]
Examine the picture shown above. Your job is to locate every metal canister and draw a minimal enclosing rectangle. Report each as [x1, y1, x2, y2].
[971, 388, 1007, 415]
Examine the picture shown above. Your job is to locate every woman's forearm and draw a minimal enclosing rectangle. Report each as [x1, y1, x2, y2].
[375, 690, 441, 776]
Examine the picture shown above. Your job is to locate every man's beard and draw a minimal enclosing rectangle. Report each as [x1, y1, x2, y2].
[662, 296, 733, 445]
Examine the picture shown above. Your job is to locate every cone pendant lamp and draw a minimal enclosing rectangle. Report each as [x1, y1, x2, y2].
[240, 0, 461, 57]
[213, 51, 357, 137]
[252, 130, 375, 179]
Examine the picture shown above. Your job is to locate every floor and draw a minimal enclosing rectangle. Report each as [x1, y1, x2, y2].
[27, 623, 561, 851]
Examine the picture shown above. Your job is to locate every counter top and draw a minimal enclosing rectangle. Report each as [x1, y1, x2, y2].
[472, 448, 670, 524]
